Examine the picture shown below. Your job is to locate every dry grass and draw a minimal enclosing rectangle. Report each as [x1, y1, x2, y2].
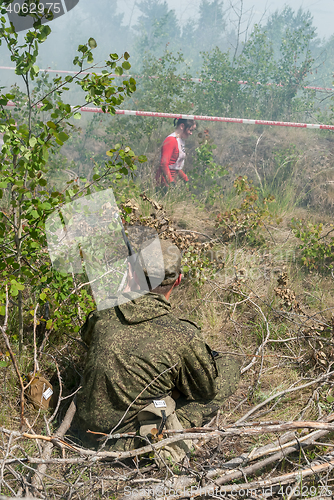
[129, 123, 334, 441]
[2, 124, 334, 498]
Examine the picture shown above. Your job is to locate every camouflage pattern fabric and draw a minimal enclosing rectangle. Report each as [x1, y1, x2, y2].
[76, 292, 241, 448]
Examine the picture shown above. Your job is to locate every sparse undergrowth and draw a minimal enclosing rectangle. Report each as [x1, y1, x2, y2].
[2, 109, 334, 498]
[2, 157, 334, 497]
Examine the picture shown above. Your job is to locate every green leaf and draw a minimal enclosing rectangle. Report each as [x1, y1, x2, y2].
[29, 137, 37, 147]
[326, 395, 334, 403]
[41, 101, 53, 111]
[41, 202, 52, 210]
[124, 52, 130, 60]
[40, 292, 47, 301]
[0, 360, 7, 368]
[42, 146, 49, 161]
[39, 24, 51, 41]
[115, 66, 123, 76]
[122, 61, 131, 70]
[73, 112, 81, 119]
[58, 132, 69, 143]
[88, 37, 97, 49]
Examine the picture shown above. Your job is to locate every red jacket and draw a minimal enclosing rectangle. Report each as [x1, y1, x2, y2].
[156, 134, 189, 186]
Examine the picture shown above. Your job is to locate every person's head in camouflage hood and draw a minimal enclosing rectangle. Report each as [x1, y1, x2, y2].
[133, 238, 182, 298]
[152, 239, 182, 298]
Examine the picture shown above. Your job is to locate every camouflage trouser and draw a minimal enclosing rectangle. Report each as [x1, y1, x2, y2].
[175, 355, 241, 428]
[71, 414, 141, 452]
[108, 355, 241, 452]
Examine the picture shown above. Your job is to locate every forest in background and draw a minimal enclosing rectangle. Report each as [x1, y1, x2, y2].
[28, 0, 334, 88]
[2, 0, 334, 96]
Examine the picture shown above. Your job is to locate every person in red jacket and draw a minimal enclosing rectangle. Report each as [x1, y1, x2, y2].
[156, 118, 196, 188]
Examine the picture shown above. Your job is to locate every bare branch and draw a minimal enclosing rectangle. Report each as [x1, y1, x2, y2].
[236, 370, 334, 424]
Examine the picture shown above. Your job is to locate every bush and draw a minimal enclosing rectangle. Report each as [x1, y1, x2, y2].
[291, 219, 334, 272]
[215, 176, 276, 245]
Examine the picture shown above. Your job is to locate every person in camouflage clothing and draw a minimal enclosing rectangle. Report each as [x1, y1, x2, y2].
[76, 239, 241, 452]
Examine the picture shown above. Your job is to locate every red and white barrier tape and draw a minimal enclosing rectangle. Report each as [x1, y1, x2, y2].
[1, 65, 334, 93]
[5, 100, 334, 130]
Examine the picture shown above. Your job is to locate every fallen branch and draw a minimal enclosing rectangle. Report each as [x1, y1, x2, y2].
[30, 399, 77, 492]
[118, 412, 334, 500]
[235, 369, 334, 423]
[4, 420, 334, 449]
[121, 453, 334, 500]
[213, 429, 333, 486]
[160, 457, 334, 499]
[206, 412, 334, 476]
[3, 420, 334, 455]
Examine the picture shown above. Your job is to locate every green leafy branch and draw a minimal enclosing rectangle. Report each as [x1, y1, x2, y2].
[291, 219, 334, 271]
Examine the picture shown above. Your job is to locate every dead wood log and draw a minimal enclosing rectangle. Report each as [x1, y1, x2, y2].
[162, 457, 334, 499]
[30, 399, 76, 492]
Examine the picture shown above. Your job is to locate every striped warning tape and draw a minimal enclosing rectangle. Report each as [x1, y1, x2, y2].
[1, 65, 334, 93]
[4, 100, 334, 131]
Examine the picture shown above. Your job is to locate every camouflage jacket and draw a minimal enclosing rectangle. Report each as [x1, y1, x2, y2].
[76, 292, 220, 435]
